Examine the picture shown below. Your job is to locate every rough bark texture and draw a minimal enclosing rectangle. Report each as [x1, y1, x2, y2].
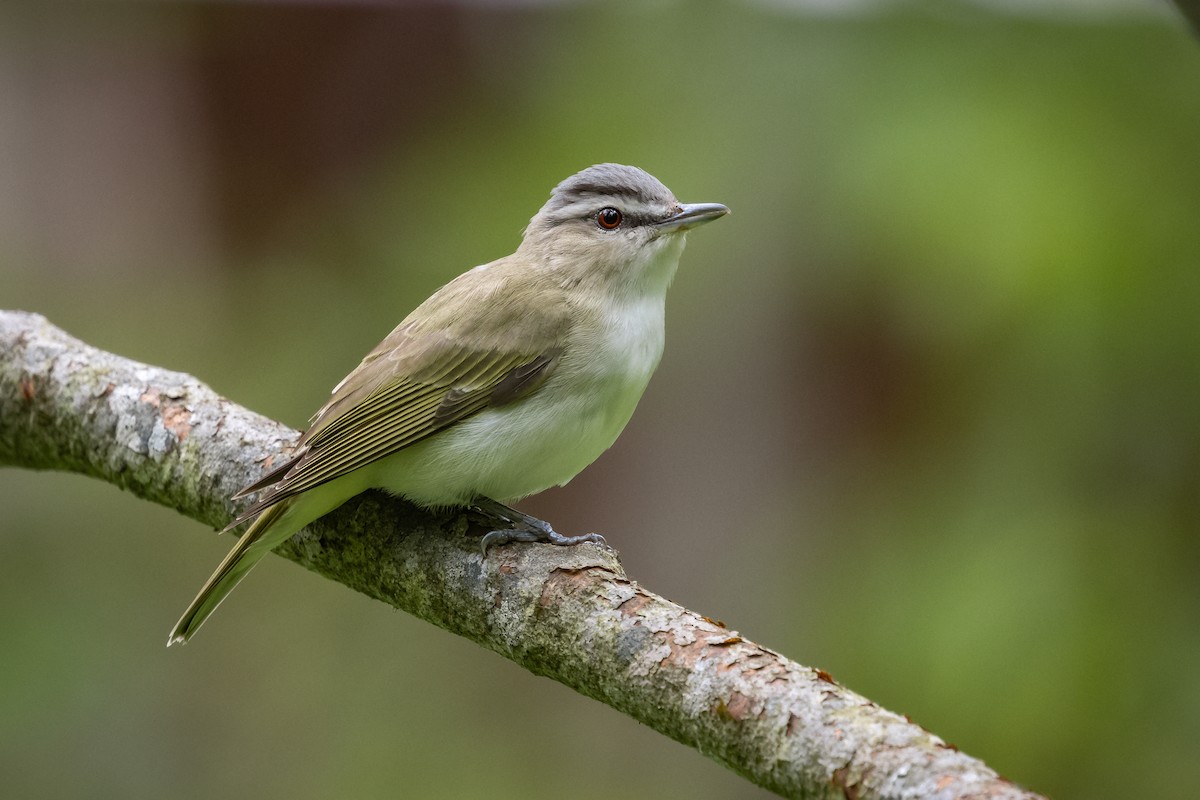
[0, 309, 1045, 800]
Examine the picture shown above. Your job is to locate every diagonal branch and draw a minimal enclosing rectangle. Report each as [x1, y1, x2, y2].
[0, 309, 1043, 800]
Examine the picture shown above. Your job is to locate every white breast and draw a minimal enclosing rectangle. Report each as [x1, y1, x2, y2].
[369, 292, 666, 507]
[369, 233, 688, 507]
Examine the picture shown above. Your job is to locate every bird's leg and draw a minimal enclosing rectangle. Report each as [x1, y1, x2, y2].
[470, 497, 607, 555]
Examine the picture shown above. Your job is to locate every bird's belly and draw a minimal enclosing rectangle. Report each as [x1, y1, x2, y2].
[367, 366, 653, 507]
[372, 380, 649, 506]
[368, 294, 665, 507]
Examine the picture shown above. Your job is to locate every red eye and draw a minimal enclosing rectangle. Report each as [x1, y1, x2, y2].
[596, 207, 622, 230]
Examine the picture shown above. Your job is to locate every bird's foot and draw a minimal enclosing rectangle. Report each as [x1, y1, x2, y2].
[479, 526, 607, 555]
[471, 498, 607, 556]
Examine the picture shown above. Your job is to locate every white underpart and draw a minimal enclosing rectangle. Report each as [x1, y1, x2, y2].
[365, 235, 686, 506]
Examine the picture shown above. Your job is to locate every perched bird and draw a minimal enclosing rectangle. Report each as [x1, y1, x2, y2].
[169, 163, 728, 644]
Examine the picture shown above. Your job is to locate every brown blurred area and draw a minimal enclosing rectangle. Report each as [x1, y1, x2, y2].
[2, 2, 1199, 799]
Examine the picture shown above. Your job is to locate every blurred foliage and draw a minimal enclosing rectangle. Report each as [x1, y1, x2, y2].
[2, 2, 1198, 799]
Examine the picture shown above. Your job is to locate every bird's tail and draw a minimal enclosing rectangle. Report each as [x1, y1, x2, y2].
[167, 500, 294, 646]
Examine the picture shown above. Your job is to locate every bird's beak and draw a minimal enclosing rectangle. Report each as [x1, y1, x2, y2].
[654, 202, 730, 233]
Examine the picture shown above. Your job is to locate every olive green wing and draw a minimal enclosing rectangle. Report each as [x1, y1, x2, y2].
[231, 267, 567, 523]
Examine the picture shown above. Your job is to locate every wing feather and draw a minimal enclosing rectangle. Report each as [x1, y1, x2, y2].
[230, 260, 569, 522]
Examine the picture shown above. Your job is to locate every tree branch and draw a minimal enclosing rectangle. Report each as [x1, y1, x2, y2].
[0, 309, 1043, 800]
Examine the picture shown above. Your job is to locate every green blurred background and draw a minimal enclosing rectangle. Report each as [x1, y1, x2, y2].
[2, 1, 1198, 798]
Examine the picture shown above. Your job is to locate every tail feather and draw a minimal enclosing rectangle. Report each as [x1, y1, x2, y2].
[168, 501, 293, 645]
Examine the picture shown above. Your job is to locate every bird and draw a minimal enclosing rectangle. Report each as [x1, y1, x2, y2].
[168, 163, 728, 645]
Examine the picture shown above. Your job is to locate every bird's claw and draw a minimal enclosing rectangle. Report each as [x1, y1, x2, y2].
[471, 499, 607, 556]
[479, 526, 606, 556]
